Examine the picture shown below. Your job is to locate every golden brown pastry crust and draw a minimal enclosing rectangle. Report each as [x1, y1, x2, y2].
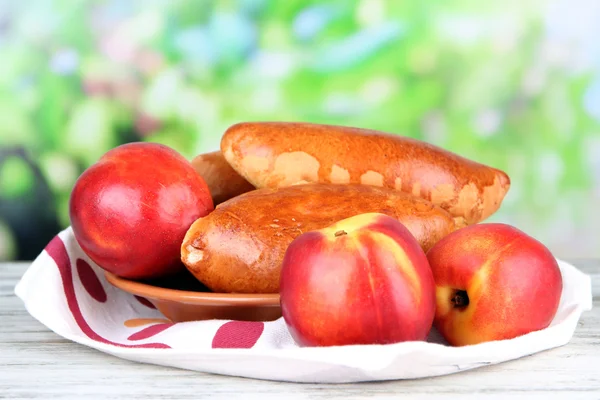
[181, 183, 458, 294]
[191, 151, 254, 206]
[221, 122, 510, 225]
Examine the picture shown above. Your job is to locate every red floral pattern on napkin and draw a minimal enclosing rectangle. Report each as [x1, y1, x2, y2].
[44, 234, 266, 350]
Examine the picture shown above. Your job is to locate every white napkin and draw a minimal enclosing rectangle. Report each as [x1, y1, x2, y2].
[14, 227, 593, 383]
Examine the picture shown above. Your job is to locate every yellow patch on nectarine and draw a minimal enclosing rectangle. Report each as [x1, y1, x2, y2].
[435, 264, 490, 346]
[370, 232, 422, 303]
[321, 213, 387, 239]
[320, 213, 423, 302]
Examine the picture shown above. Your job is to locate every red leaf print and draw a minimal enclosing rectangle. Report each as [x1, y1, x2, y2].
[128, 323, 175, 341]
[76, 259, 107, 303]
[45, 235, 171, 349]
[212, 321, 264, 349]
[135, 295, 156, 309]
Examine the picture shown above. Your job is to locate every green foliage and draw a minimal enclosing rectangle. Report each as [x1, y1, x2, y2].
[1, 0, 599, 260]
[0, 156, 35, 199]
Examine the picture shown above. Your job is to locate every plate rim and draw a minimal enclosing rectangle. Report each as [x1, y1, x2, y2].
[103, 271, 281, 306]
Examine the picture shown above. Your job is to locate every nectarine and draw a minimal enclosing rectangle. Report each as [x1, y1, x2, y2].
[69, 142, 214, 279]
[426, 223, 563, 346]
[279, 213, 436, 347]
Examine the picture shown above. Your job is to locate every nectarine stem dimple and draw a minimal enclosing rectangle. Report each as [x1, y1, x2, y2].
[451, 290, 469, 308]
[334, 230, 348, 237]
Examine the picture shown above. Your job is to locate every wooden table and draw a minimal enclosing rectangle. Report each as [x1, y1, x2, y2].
[2, 261, 598, 399]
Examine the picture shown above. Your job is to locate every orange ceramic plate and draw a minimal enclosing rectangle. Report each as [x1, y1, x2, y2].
[104, 270, 281, 323]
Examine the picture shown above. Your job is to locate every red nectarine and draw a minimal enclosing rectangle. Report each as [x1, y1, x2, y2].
[69, 142, 214, 279]
[426, 223, 563, 346]
[279, 213, 436, 347]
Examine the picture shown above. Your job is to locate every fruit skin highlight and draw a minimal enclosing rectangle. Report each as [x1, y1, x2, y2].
[279, 213, 436, 347]
[69, 142, 214, 280]
[426, 223, 563, 347]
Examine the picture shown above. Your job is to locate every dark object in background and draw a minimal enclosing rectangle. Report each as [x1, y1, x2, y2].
[0, 147, 62, 261]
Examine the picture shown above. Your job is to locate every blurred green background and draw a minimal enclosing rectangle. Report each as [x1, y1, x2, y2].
[0, 0, 599, 261]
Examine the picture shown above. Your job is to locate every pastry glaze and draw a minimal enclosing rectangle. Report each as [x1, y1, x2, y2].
[191, 151, 255, 206]
[221, 122, 511, 225]
[181, 183, 459, 294]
